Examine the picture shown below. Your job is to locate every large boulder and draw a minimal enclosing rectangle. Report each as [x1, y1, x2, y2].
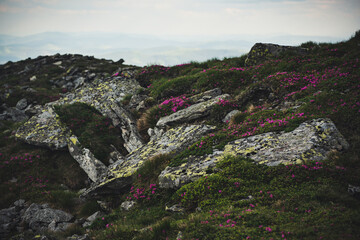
[159, 118, 349, 189]
[15, 73, 145, 181]
[245, 43, 308, 66]
[82, 124, 216, 197]
[156, 94, 230, 128]
[22, 203, 74, 232]
[16, 73, 144, 152]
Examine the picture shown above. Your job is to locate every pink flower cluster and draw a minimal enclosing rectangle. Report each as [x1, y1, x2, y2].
[160, 95, 190, 113]
[126, 183, 157, 201]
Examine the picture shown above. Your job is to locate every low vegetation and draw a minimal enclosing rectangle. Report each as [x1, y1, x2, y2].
[0, 31, 359, 239]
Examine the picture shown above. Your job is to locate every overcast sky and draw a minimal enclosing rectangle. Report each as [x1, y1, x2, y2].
[0, 0, 359, 38]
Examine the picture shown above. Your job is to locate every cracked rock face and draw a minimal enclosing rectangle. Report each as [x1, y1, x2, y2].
[67, 135, 107, 182]
[158, 118, 349, 189]
[82, 124, 216, 197]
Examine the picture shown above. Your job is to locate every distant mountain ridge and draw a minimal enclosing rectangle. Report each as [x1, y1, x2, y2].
[0, 32, 342, 66]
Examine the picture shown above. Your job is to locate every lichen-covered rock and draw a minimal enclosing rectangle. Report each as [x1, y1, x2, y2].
[159, 118, 349, 189]
[67, 135, 107, 182]
[15, 106, 68, 150]
[16, 73, 144, 152]
[156, 94, 229, 128]
[82, 124, 216, 197]
[22, 203, 74, 232]
[245, 43, 308, 66]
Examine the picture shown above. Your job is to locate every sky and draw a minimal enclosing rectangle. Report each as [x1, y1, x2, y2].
[0, 0, 359, 38]
[0, 0, 359, 65]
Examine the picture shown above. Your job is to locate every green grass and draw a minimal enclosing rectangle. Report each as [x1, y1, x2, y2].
[54, 102, 128, 165]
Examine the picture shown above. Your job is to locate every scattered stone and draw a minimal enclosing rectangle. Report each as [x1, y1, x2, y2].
[159, 118, 349, 189]
[120, 201, 136, 211]
[82, 211, 105, 228]
[156, 94, 230, 128]
[29, 75, 37, 82]
[165, 204, 184, 213]
[223, 110, 240, 123]
[82, 124, 216, 197]
[348, 184, 360, 199]
[53, 61, 62, 66]
[16, 98, 28, 110]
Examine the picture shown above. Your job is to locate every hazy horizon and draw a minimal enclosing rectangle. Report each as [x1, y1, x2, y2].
[0, 31, 350, 66]
[0, 0, 359, 66]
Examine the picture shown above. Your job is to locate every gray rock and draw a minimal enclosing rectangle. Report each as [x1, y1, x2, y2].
[188, 88, 222, 103]
[73, 77, 85, 89]
[53, 61, 62, 66]
[159, 118, 349, 189]
[82, 124, 216, 197]
[16, 99, 28, 110]
[82, 211, 104, 228]
[348, 184, 360, 199]
[29, 76, 37, 82]
[14, 199, 25, 208]
[67, 135, 107, 182]
[22, 203, 74, 232]
[147, 127, 164, 141]
[156, 94, 230, 128]
[109, 104, 144, 153]
[0, 206, 19, 239]
[223, 110, 240, 123]
[120, 201, 136, 211]
[165, 204, 184, 213]
[16, 72, 144, 171]
[67, 234, 90, 240]
[245, 43, 308, 66]
[0, 107, 28, 122]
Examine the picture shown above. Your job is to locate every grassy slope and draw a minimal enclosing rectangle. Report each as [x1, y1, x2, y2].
[90, 32, 360, 239]
[0, 31, 359, 239]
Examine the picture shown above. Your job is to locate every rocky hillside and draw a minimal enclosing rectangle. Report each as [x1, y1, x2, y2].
[1, 31, 360, 240]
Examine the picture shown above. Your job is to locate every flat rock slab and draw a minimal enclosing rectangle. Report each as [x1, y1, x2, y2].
[82, 124, 216, 197]
[156, 94, 229, 128]
[159, 118, 349, 189]
[15, 107, 68, 150]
